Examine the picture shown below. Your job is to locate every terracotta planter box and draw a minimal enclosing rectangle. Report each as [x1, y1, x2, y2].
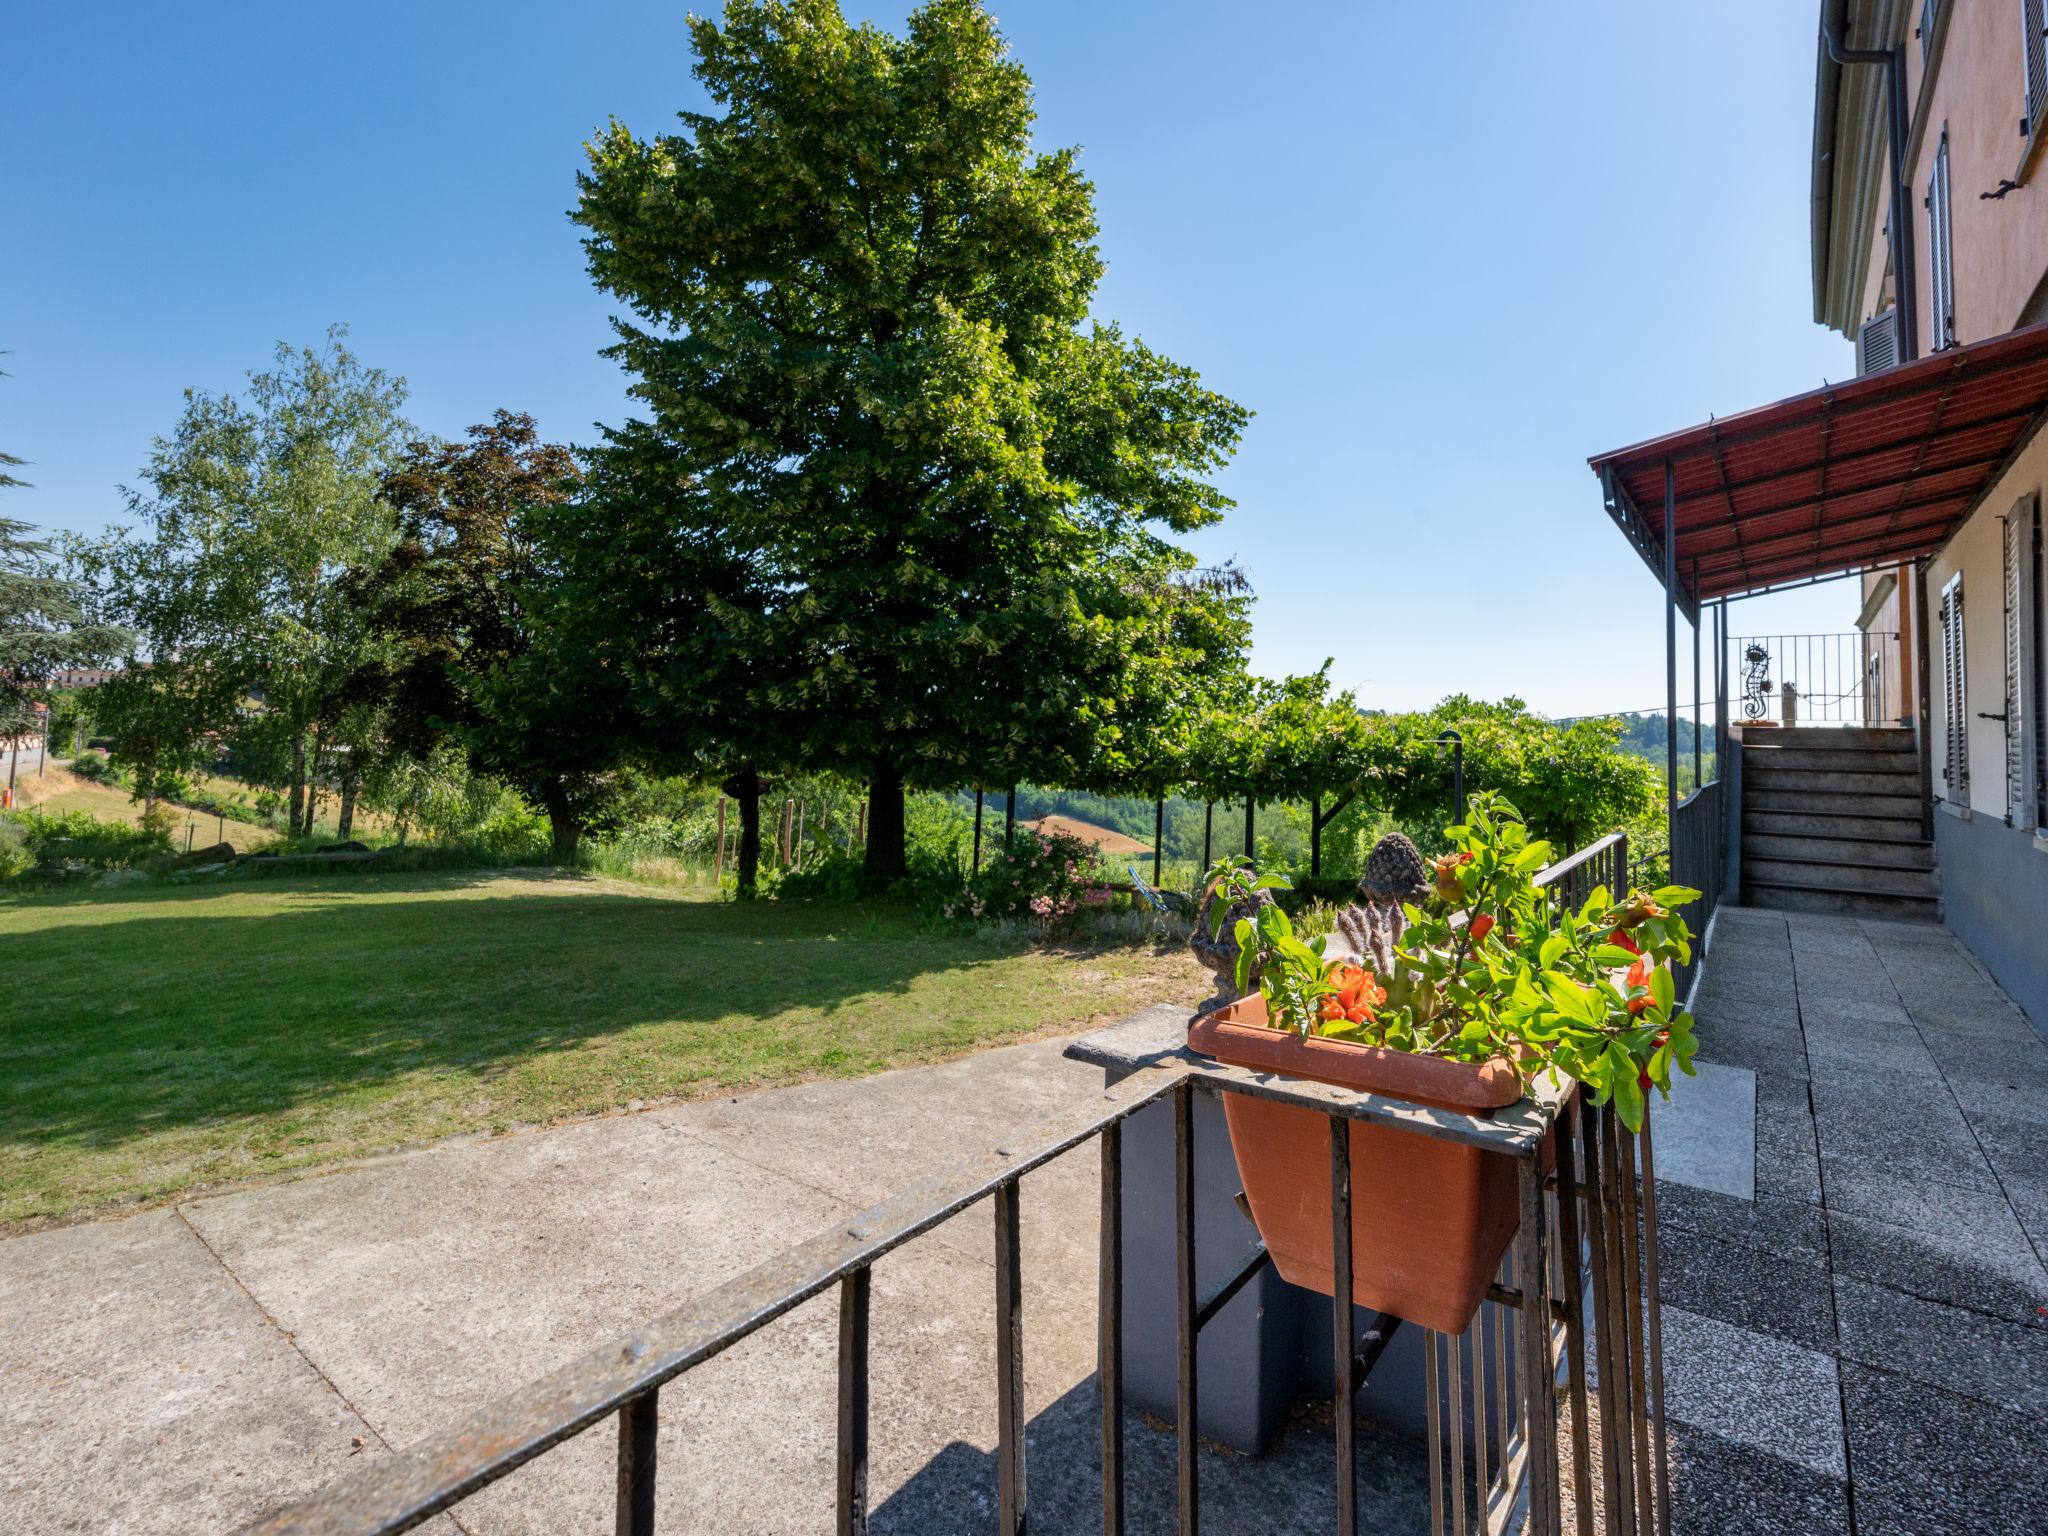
[1188, 996, 1542, 1335]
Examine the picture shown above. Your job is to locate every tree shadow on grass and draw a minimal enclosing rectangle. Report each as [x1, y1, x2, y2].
[1, 871, 1167, 1174]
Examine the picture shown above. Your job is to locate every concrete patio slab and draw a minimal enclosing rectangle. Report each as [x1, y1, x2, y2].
[1650, 1059, 1755, 1199]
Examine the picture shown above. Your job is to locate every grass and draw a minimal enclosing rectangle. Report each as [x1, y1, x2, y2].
[0, 869, 1205, 1227]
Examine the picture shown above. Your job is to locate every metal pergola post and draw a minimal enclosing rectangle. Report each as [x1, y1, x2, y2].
[973, 789, 985, 872]
[1691, 559, 1702, 790]
[1153, 798, 1164, 885]
[1664, 461, 1679, 850]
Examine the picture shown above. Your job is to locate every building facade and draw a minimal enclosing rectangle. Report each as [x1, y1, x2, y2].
[1817, 0, 2048, 1021]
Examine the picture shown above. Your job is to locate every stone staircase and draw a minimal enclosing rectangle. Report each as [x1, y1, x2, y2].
[1739, 725, 1941, 920]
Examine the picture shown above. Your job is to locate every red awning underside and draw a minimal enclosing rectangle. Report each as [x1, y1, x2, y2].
[1588, 320, 2048, 609]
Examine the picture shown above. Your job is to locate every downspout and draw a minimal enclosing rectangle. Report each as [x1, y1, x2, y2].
[1824, 17, 1919, 360]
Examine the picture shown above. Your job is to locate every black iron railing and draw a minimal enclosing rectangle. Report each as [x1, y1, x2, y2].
[1732, 631, 1905, 728]
[243, 836, 1688, 1536]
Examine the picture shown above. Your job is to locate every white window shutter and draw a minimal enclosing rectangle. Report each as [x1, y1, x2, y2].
[2027, 0, 2048, 140]
[2006, 505, 2029, 824]
[1942, 574, 1969, 804]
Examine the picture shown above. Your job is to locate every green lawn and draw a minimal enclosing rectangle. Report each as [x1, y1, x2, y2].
[0, 871, 1202, 1226]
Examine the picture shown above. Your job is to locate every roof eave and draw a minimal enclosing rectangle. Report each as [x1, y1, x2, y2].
[1811, 0, 1847, 327]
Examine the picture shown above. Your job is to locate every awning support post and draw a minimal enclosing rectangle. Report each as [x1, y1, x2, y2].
[1691, 559, 1702, 790]
[1664, 462, 1679, 856]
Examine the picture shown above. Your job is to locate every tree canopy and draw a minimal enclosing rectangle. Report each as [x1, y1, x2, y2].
[80, 328, 412, 834]
[574, 0, 1249, 878]
[355, 411, 627, 860]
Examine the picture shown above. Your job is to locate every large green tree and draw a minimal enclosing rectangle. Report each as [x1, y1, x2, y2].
[0, 520, 128, 794]
[82, 329, 411, 835]
[575, 0, 1249, 879]
[0, 362, 128, 792]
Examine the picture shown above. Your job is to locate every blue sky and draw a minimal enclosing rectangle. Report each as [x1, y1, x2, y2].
[3, 1, 1856, 718]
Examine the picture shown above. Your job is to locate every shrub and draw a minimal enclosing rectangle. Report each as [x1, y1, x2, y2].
[952, 828, 1111, 929]
[471, 801, 551, 860]
[3, 808, 173, 873]
[0, 820, 33, 881]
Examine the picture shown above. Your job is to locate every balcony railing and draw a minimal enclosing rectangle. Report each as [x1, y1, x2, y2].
[241, 832, 1683, 1536]
[1732, 631, 1905, 728]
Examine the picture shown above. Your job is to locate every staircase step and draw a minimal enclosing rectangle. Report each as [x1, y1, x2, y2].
[1745, 767, 1922, 795]
[1742, 881, 1942, 920]
[1744, 788, 1925, 818]
[1742, 833, 1935, 869]
[1737, 746, 1919, 774]
[1738, 725, 1916, 751]
[1743, 808, 1926, 840]
[1743, 857, 1939, 897]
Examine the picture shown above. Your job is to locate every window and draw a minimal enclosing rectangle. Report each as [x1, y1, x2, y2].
[1927, 130, 1956, 349]
[1920, 0, 1938, 62]
[2028, 0, 2048, 142]
[1942, 571, 1969, 804]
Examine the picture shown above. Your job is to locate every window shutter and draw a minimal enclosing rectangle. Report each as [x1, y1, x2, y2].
[1942, 573, 1969, 804]
[2006, 505, 2029, 823]
[1856, 311, 1900, 374]
[2027, 0, 2048, 140]
[1928, 132, 1956, 349]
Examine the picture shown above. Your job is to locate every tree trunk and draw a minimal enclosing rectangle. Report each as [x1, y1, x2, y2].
[864, 764, 907, 882]
[337, 772, 358, 840]
[720, 767, 762, 898]
[288, 732, 309, 838]
[538, 779, 580, 865]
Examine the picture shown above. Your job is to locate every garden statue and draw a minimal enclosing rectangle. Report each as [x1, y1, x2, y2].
[1326, 832, 1431, 975]
[1190, 877, 1274, 1012]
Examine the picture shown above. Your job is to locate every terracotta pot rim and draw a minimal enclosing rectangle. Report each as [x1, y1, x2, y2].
[1189, 995, 1527, 1115]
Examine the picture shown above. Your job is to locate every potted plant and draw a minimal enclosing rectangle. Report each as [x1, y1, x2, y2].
[1189, 792, 1697, 1334]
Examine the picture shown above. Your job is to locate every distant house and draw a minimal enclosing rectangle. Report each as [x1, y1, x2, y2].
[47, 666, 117, 690]
[1017, 814, 1153, 857]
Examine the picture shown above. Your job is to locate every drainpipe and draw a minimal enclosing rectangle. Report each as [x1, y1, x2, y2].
[1825, 17, 1919, 360]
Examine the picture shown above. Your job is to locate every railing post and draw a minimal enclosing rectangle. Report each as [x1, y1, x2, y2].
[1174, 1080, 1198, 1534]
[837, 1268, 870, 1536]
[1329, 1115, 1356, 1536]
[615, 1390, 658, 1536]
[1099, 1121, 1125, 1536]
[1516, 1154, 1558, 1536]
[995, 1178, 1026, 1536]
[1639, 1112, 1674, 1536]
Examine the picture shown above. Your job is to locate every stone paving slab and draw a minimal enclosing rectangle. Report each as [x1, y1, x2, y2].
[0, 1209, 456, 1535]
[1664, 908, 2048, 1536]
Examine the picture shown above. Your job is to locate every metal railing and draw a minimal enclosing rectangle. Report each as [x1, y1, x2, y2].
[1731, 631, 1904, 728]
[1667, 783, 1723, 1004]
[243, 838, 1686, 1536]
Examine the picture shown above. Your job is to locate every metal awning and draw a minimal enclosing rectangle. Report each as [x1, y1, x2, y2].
[1588, 319, 2048, 616]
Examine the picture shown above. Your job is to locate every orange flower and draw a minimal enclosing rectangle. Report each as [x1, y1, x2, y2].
[1608, 927, 1642, 956]
[1468, 912, 1495, 942]
[1624, 956, 1654, 1015]
[1319, 962, 1387, 1026]
[1431, 851, 1474, 903]
[1612, 893, 1666, 931]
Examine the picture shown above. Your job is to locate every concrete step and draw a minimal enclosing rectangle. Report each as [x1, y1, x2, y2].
[1743, 807, 1926, 841]
[1738, 725, 1916, 751]
[1737, 746, 1920, 774]
[1744, 788, 1925, 819]
[1742, 857, 1939, 897]
[1742, 832, 1935, 869]
[1744, 765, 1916, 798]
[1742, 880, 1942, 920]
